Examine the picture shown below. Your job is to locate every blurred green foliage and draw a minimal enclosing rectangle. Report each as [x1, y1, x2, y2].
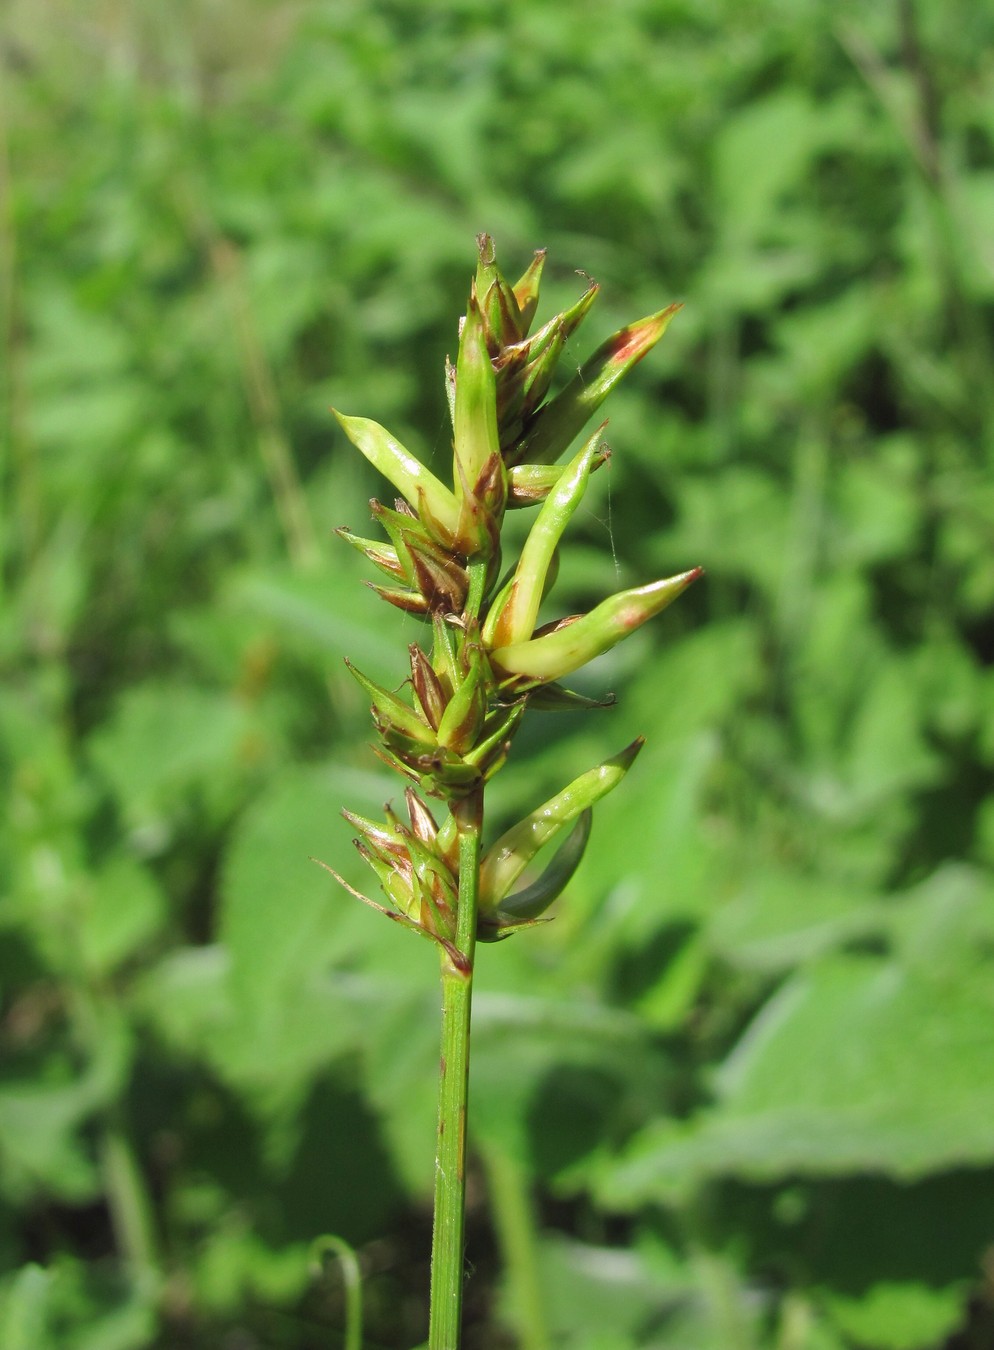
[2, 1, 994, 1346]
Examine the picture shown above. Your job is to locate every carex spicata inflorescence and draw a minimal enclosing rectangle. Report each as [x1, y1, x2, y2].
[325, 235, 701, 956]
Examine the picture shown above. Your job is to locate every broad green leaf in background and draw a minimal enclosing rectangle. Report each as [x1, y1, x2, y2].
[700, 1169, 994, 1350]
[0, 1266, 50, 1350]
[706, 863, 883, 974]
[514, 1234, 689, 1348]
[0, 1259, 158, 1350]
[77, 858, 168, 979]
[470, 993, 668, 1186]
[227, 561, 404, 682]
[0, 1007, 130, 1203]
[602, 949, 994, 1206]
[217, 761, 387, 1079]
[86, 682, 265, 852]
[823, 1279, 967, 1350]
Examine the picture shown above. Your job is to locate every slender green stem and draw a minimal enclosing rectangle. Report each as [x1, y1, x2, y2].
[428, 555, 492, 1346]
[98, 1111, 161, 1286]
[311, 1235, 363, 1350]
[429, 785, 483, 1349]
[482, 1142, 551, 1350]
[71, 986, 161, 1289]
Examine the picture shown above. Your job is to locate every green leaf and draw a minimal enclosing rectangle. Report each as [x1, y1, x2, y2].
[353, 982, 440, 1194]
[0, 1009, 130, 1202]
[227, 562, 401, 679]
[132, 944, 283, 1093]
[521, 1235, 681, 1344]
[86, 683, 261, 849]
[706, 1169, 994, 1350]
[0, 1258, 158, 1350]
[218, 764, 379, 1074]
[0, 1266, 51, 1350]
[470, 993, 667, 1183]
[822, 1280, 966, 1350]
[707, 863, 882, 973]
[842, 656, 940, 807]
[603, 951, 994, 1204]
[78, 857, 167, 978]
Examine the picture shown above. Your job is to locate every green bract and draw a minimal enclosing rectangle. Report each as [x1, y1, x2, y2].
[453, 293, 503, 502]
[332, 410, 461, 543]
[482, 427, 604, 651]
[327, 234, 700, 946]
[478, 739, 644, 918]
[490, 569, 703, 690]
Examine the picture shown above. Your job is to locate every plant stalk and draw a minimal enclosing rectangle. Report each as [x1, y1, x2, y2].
[428, 783, 483, 1349]
[483, 1142, 551, 1350]
[98, 1109, 162, 1287]
[71, 985, 161, 1290]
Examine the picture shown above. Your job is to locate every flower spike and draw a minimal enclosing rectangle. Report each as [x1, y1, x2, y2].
[332, 238, 699, 934]
[475, 233, 528, 348]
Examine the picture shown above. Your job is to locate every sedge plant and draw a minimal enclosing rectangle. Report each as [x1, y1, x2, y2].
[322, 236, 700, 1347]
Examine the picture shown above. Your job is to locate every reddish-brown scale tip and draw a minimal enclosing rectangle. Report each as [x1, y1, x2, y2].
[443, 944, 473, 976]
[610, 324, 651, 365]
[609, 302, 683, 365]
[607, 736, 647, 772]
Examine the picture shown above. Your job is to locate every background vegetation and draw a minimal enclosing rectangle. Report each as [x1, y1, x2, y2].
[2, 1, 993, 1346]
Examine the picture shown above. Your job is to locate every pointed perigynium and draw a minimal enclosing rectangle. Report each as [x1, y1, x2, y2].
[342, 791, 459, 946]
[336, 501, 470, 617]
[345, 616, 524, 803]
[409, 643, 447, 730]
